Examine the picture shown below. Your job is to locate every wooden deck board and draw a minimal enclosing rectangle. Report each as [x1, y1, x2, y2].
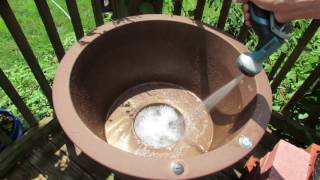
[50, 131, 114, 180]
[27, 139, 94, 180]
[0, 118, 58, 176]
[4, 129, 280, 180]
[209, 172, 234, 180]
[5, 159, 41, 180]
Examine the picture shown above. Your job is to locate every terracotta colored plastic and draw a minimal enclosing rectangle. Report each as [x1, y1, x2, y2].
[261, 140, 309, 180]
[104, 82, 214, 158]
[53, 15, 272, 179]
[306, 144, 320, 179]
[244, 156, 260, 173]
[244, 140, 310, 180]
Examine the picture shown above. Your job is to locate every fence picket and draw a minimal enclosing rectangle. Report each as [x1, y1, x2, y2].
[173, 0, 182, 15]
[237, 24, 248, 43]
[217, 0, 232, 30]
[0, 0, 52, 106]
[268, 52, 286, 81]
[65, 0, 84, 40]
[0, 69, 37, 126]
[91, 0, 104, 26]
[34, 0, 65, 61]
[271, 20, 320, 92]
[194, 0, 205, 20]
[282, 64, 320, 113]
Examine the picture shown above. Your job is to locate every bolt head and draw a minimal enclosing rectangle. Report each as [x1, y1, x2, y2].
[238, 135, 253, 149]
[171, 162, 184, 175]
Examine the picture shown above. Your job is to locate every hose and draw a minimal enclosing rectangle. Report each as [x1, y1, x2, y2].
[49, 0, 71, 20]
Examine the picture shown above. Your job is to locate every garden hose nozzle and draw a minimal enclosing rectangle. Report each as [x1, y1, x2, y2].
[237, 2, 293, 76]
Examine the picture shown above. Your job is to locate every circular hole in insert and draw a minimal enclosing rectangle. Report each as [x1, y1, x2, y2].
[134, 104, 185, 148]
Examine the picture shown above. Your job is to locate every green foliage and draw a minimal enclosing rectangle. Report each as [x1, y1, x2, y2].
[162, 0, 320, 137]
[291, 84, 320, 127]
[271, 21, 319, 114]
[225, 2, 243, 37]
[181, 0, 197, 17]
[202, 0, 222, 26]
[0, 0, 95, 127]
[162, 0, 174, 15]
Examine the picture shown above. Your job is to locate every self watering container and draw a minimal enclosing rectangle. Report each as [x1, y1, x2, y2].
[53, 15, 272, 179]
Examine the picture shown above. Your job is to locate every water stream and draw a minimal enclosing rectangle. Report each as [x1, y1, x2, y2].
[203, 74, 245, 111]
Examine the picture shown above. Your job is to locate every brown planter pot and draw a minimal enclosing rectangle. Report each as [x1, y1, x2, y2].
[53, 14, 272, 179]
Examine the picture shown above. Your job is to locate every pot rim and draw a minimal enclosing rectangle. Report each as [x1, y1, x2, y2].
[53, 14, 272, 179]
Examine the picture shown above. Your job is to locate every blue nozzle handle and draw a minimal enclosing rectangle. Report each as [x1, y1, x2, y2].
[236, 2, 291, 76]
[248, 2, 285, 63]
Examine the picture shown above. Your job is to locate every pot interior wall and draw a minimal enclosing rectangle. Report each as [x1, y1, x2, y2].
[69, 20, 258, 150]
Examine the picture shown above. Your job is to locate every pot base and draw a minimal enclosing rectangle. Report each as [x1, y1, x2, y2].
[105, 82, 214, 158]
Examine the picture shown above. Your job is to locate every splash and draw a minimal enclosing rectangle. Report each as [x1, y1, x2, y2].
[134, 104, 185, 148]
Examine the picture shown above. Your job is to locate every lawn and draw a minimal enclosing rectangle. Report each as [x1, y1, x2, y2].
[0, 0, 97, 127]
[0, 0, 319, 130]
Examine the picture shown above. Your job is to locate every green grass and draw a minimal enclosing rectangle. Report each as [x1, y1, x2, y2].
[0, 0, 319, 131]
[0, 0, 97, 127]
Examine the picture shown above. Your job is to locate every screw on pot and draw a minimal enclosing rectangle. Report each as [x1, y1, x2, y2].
[171, 162, 184, 175]
[238, 135, 253, 149]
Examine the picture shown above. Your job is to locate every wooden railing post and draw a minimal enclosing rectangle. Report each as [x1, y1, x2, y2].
[0, 69, 36, 126]
[91, 0, 104, 26]
[34, 0, 65, 61]
[173, 0, 182, 15]
[65, 0, 84, 40]
[237, 24, 249, 43]
[194, 0, 206, 20]
[217, 0, 232, 30]
[154, 0, 163, 14]
[110, 0, 129, 19]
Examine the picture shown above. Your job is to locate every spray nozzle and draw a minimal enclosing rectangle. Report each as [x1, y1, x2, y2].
[237, 2, 293, 76]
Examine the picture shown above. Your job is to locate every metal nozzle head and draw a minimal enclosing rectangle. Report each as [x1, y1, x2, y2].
[236, 53, 262, 77]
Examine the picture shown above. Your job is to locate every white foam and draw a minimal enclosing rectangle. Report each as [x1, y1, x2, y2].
[134, 105, 185, 148]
